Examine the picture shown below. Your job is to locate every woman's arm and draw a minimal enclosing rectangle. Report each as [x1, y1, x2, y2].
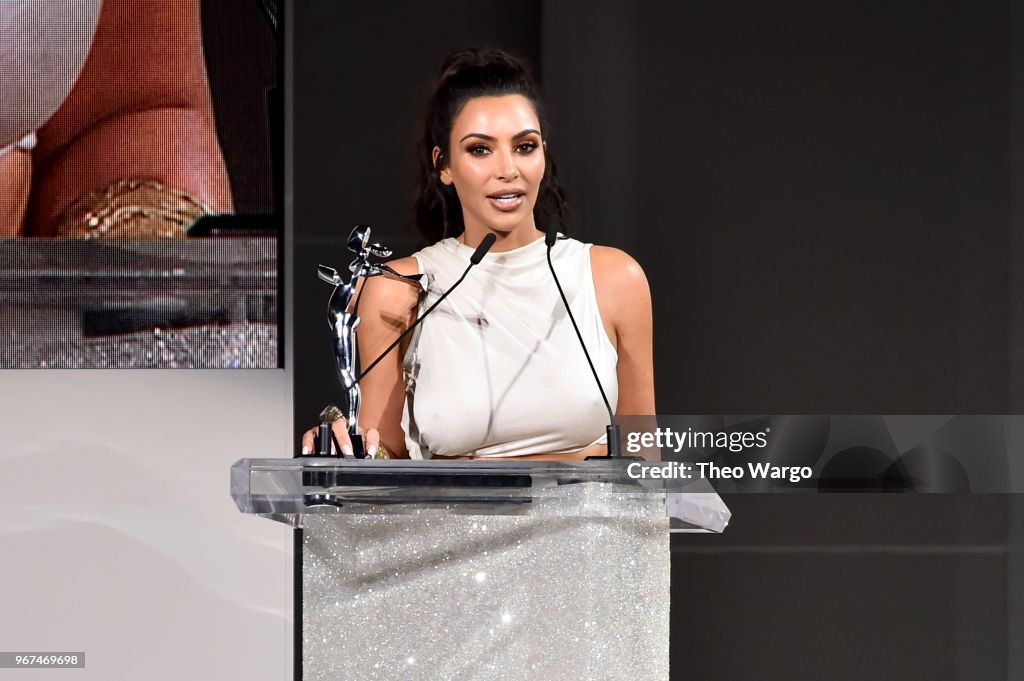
[592, 246, 657, 460]
[28, 0, 232, 235]
[591, 246, 656, 417]
[351, 257, 423, 457]
[301, 257, 422, 458]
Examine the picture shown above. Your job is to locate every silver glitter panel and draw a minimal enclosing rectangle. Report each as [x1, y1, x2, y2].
[0, 320, 277, 368]
[303, 483, 670, 681]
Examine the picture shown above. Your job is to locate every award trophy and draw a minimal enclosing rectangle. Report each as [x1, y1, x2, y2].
[314, 225, 421, 457]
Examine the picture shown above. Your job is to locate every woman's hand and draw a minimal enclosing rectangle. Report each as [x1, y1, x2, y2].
[300, 419, 381, 458]
[296, 257, 420, 460]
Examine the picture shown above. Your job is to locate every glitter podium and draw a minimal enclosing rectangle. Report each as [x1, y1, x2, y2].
[232, 459, 730, 681]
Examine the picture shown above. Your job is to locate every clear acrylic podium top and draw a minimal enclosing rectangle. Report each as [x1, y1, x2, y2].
[231, 458, 731, 533]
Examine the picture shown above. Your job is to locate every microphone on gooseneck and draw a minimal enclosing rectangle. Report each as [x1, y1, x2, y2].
[469, 233, 497, 265]
[544, 217, 627, 458]
[357, 233, 497, 382]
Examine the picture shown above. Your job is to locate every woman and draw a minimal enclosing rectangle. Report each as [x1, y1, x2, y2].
[297, 56, 668, 681]
[302, 48, 654, 460]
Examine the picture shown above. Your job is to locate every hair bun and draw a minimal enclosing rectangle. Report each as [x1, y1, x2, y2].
[438, 48, 529, 81]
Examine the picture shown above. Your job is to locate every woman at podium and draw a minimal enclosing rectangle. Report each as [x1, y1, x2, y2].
[293, 54, 671, 680]
[302, 48, 655, 461]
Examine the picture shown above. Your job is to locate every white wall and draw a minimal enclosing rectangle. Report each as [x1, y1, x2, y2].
[0, 371, 293, 680]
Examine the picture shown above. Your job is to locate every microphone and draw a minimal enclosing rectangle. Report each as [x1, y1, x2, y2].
[545, 219, 558, 247]
[471, 233, 496, 264]
[544, 217, 630, 459]
[356, 233, 496, 382]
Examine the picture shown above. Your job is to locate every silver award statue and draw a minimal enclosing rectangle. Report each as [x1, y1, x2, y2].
[315, 225, 421, 457]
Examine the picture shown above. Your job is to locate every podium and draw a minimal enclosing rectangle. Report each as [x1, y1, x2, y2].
[232, 458, 730, 680]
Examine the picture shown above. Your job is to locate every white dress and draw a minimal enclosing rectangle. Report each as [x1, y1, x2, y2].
[402, 234, 619, 458]
[0, 0, 101, 154]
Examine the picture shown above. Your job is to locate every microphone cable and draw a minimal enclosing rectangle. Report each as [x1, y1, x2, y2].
[357, 233, 496, 382]
[544, 220, 624, 457]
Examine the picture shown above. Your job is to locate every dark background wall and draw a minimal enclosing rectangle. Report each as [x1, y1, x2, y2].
[542, 1, 1012, 414]
[291, 2, 1021, 678]
[202, 0, 279, 215]
[673, 494, 1009, 680]
[294, 1, 1017, 416]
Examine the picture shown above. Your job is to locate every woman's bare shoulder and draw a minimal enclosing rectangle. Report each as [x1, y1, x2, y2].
[357, 255, 422, 324]
[590, 245, 650, 298]
[387, 256, 421, 277]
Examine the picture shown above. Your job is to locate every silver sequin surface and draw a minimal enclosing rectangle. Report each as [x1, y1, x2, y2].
[303, 483, 670, 681]
[0, 321, 277, 368]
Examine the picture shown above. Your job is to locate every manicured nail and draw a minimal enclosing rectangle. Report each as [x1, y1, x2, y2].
[342, 444, 354, 457]
[301, 445, 310, 455]
[367, 444, 378, 457]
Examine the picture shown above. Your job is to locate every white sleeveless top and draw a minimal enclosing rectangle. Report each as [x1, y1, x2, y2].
[0, 0, 101, 153]
[401, 235, 618, 458]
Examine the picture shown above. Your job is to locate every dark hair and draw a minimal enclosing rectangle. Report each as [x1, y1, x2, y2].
[413, 48, 570, 245]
